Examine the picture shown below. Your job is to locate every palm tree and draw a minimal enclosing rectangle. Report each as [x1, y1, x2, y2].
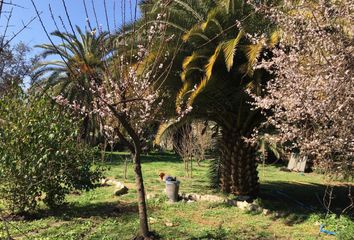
[152, 0, 279, 197]
[136, 0, 218, 153]
[135, 0, 217, 113]
[34, 27, 111, 143]
[178, 0, 279, 197]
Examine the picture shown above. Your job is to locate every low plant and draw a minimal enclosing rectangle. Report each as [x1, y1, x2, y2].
[309, 214, 354, 240]
[0, 90, 102, 214]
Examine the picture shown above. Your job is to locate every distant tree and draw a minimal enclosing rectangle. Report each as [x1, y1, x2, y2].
[33, 27, 110, 144]
[0, 42, 38, 96]
[1, 0, 38, 95]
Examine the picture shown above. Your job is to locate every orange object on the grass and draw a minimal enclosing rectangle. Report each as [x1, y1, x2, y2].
[159, 172, 165, 180]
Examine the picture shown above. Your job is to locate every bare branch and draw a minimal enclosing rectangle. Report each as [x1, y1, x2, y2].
[1, 15, 37, 51]
[61, 0, 76, 37]
[82, 0, 92, 31]
[29, 0, 73, 74]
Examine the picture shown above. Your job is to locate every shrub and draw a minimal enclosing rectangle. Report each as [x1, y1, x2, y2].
[309, 214, 354, 240]
[0, 90, 102, 214]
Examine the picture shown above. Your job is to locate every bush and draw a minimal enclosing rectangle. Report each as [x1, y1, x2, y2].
[0, 90, 102, 214]
[309, 214, 354, 240]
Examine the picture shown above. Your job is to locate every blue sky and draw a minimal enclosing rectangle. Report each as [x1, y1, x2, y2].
[1, 0, 139, 55]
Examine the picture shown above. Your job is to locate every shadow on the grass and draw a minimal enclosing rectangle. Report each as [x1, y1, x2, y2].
[29, 201, 140, 221]
[104, 151, 182, 166]
[259, 181, 353, 225]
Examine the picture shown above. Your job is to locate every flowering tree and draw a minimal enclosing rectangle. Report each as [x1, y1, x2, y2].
[251, 0, 353, 181]
[31, 0, 173, 237]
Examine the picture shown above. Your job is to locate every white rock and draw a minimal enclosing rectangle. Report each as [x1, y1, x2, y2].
[165, 221, 174, 227]
[262, 209, 271, 215]
[100, 178, 109, 186]
[149, 217, 157, 224]
[182, 193, 225, 203]
[199, 194, 225, 202]
[235, 201, 260, 211]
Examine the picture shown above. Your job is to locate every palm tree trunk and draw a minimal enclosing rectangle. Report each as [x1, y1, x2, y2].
[219, 127, 259, 197]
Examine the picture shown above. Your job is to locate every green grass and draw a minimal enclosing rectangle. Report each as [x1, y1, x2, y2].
[1, 152, 353, 239]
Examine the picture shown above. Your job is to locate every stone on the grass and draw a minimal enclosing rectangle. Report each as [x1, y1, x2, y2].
[236, 201, 253, 211]
[262, 209, 271, 215]
[165, 221, 174, 227]
[100, 178, 129, 196]
[114, 182, 129, 196]
[114, 186, 128, 196]
[227, 199, 262, 212]
[199, 194, 225, 202]
[101, 178, 122, 186]
[181, 193, 226, 203]
[149, 217, 157, 224]
[100, 178, 109, 186]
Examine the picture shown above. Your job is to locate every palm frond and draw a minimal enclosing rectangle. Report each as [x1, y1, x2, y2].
[176, 82, 191, 112]
[205, 43, 222, 80]
[182, 24, 209, 42]
[268, 30, 281, 48]
[169, 0, 204, 21]
[245, 40, 264, 76]
[182, 52, 197, 70]
[222, 29, 244, 72]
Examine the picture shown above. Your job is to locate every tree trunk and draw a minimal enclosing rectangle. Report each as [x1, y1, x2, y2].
[101, 139, 107, 162]
[219, 128, 259, 197]
[190, 157, 193, 178]
[108, 108, 150, 238]
[133, 148, 150, 238]
[124, 156, 128, 180]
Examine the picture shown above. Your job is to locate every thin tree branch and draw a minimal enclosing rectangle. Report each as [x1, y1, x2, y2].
[29, 0, 74, 75]
[103, 0, 110, 33]
[82, 0, 92, 31]
[1, 15, 37, 51]
[61, 0, 76, 38]
[91, 0, 99, 30]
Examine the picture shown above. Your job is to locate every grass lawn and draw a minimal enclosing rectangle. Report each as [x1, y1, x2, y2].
[1, 152, 353, 239]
